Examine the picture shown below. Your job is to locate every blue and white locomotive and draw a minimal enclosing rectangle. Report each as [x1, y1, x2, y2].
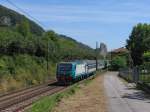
[56, 60, 106, 84]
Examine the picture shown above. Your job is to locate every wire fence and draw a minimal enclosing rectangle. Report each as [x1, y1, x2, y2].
[119, 66, 150, 87]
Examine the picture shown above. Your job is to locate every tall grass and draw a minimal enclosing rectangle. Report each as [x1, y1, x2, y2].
[0, 54, 56, 93]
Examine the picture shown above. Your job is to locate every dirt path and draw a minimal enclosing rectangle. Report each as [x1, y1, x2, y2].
[104, 72, 150, 112]
[53, 73, 107, 112]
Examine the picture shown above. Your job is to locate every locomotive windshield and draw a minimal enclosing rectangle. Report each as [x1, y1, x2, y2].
[58, 63, 72, 71]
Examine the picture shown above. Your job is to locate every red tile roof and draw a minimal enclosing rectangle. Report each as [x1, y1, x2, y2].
[112, 47, 128, 53]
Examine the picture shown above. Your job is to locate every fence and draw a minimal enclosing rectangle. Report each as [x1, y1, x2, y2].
[119, 66, 150, 87]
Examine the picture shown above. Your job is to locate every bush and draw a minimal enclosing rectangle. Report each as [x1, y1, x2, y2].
[0, 54, 56, 93]
[143, 51, 150, 62]
[111, 56, 127, 70]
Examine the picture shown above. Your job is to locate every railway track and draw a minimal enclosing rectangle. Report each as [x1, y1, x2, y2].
[0, 80, 56, 103]
[0, 74, 98, 112]
[0, 81, 66, 112]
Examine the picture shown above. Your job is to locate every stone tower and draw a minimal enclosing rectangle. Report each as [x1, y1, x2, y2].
[99, 43, 107, 58]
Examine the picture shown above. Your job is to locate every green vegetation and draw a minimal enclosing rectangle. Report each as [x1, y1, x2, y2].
[143, 52, 150, 62]
[139, 74, 150, 83]
[0, 5, 95, 93]
[111, 56, 127, 70]
[27, 76, 95, 112]
[28, 84, 81, 112]
[126, 23, 150, 66]
[0, 55, 54, 92]
[125, 24, 150, 85]
[0, 5, 44, 35]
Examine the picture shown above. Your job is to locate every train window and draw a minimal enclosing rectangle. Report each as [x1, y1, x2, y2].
[58, 64, 72, 71]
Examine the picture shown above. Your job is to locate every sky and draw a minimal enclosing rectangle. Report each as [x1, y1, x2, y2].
[0, 0, 150, 50]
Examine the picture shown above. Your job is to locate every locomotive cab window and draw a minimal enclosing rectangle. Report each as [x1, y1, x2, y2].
[58, 64, 72, 71]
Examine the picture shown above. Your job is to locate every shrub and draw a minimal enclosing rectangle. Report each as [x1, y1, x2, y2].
[111, 56, 127, 70]
[0, 54, 56, 93]
[143, 51, 150, 62]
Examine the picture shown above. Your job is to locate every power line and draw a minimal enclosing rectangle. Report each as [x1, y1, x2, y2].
[5, 0, 46, 28]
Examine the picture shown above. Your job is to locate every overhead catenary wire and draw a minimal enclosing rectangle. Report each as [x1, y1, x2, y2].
[5, 0, 51, 75]
[5, 0, 46, 28]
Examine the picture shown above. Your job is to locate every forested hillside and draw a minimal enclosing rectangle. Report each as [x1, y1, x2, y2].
[0, 5, 44, 35]
[0, 5, 95, 93]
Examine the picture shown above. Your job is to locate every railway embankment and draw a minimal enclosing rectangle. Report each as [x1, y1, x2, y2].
[27, 72, 107, 112]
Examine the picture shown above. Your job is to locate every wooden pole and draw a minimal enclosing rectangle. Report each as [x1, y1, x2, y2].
[96, 41, 98, 71]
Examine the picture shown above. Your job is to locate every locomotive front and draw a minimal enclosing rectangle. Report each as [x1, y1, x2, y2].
[56, 62, 75, 83]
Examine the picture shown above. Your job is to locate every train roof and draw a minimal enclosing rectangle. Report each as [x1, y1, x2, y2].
[58, 60, 107, 65]
[58, 61, 86, 65]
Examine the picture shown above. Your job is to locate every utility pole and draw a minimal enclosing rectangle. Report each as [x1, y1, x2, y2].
[96, 41, 98, 71]
[128, 48, 133, 69]
[47, 41, 49, 75]
[110, 49, 112, 66]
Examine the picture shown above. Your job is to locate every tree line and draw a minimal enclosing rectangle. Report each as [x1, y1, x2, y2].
[0, 19, 95, 62]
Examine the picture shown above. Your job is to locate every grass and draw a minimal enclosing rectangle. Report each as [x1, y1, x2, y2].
[27, 84, 80, 112]
[140, 74, 150, 83]
[27, 75, 96, 112]
[0, 54, 56, 93]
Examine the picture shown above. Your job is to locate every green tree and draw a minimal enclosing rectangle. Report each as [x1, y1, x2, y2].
[17, 18, 30, 37]
[143, 51, 150, 62]
[111, 56, 127, 70]
[43, 31, 60, 62]
[126, 23, 150, 66]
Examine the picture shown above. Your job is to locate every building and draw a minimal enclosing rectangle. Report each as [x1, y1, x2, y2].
[99, 43, 107, 58]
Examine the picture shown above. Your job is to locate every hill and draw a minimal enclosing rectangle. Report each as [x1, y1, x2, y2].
[0, 5, 44, 35]
[0, 5, 95, 93]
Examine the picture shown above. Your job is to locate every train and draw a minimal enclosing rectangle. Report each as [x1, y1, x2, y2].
[56, 60, 109, 84]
